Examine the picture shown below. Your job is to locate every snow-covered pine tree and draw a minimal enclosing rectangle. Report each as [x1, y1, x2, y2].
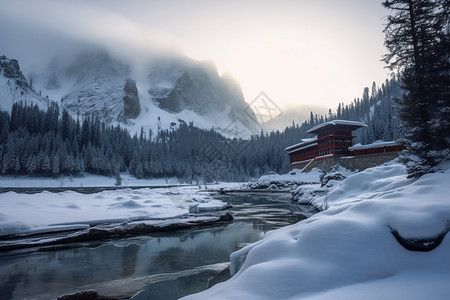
[383, 0, 450, 177]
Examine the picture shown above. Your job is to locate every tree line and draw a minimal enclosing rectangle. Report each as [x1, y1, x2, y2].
[0, 74, 403, 182]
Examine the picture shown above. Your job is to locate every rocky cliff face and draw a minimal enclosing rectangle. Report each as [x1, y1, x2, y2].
[148, 60, 227, 115]
[0, 56, 27, 83]
[57, 51, 140, 123]
[0, 55, 47, 112]
[147, 57, 259, 135]
[123, 79, 140, 118]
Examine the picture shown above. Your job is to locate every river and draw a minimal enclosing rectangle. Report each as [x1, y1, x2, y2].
[0, 192, 317, 300]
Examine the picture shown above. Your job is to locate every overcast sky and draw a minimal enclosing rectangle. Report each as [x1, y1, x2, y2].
[0, 0, 390, 111]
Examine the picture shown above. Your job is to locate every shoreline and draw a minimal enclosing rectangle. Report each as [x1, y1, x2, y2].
[0, 184, 193, 195]
[0, 212, 234, 252]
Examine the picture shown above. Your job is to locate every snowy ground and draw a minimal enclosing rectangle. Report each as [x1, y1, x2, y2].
[0, 173, 179, 188]
[183, 160, 450, 300]
[0, 173, 246, 190]
[0, 184, 236, 237]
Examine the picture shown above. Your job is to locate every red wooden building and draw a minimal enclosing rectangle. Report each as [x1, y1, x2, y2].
[285, 120, 403, 170]
[286, 120, 365, 169]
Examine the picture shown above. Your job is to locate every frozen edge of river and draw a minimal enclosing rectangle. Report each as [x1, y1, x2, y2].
[0, 212, 233, 252]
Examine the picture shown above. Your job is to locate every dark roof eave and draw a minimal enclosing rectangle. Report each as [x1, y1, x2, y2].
[307, 120, 367, 134]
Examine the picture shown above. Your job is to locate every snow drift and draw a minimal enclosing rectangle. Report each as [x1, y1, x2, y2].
[183, 161, 450, 299]
[0, 186, 229, 237]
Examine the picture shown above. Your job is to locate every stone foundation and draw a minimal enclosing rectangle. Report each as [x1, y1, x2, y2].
[293, 152, 400, 173]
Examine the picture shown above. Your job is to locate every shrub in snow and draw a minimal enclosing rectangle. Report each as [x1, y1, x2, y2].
[320, 173, 346, 187]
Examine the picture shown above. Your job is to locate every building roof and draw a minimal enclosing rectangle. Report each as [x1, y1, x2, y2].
[348, 140, 400, 151]
[287, 143, 318, 154]
[284, 136, 317, 151]
[285, 120, 366, 153]
[306, 120, 366, 134]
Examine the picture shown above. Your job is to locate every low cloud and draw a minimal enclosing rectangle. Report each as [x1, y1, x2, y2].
[0, 0, 181, 69]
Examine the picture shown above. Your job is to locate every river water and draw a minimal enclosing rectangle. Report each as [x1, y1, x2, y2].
[0, 192, 317, 300]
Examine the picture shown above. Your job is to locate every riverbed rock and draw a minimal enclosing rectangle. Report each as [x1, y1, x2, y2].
[390, 227, 449, 252]
[219, 212, 234, 221]
[320, 172, 346, 187]
[207, 266, 231, 288]
[57, 289, 117, 300]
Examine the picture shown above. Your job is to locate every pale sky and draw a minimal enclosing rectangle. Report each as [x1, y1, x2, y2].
[0, 0, 390, 111]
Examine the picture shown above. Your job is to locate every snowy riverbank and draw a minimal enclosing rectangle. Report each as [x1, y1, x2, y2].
[183, 160, 450, 299]
[0, 185, 237, 238]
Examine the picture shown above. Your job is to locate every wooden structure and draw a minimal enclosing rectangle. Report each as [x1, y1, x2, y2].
[285, 120, 403, 171]
[348, 141, 404, 156]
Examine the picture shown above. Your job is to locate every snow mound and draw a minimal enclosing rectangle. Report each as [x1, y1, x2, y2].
[109, 200, 144, 209]
[247, 168, 323, 190]
[183, 161, 450, 300]
[248, 165, 353, 192]
[0, 186, 229, 237]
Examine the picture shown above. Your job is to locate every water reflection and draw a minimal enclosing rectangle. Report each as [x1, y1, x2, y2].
[122, 244, 139, 276]
[0, 193, 316, 300]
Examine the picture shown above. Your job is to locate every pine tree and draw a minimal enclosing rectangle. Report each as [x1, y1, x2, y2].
[81, 116, 90, 147]
[128, 151, 140, 175]
[135, 162, 144, 179]
[14, 155, 20, 174]
[51, 153, 60, 176]
[61, 109, 71, 141]
[63, 154, 75, 175]
[42, 154, 51, 174]
[114, 162, 122, 186]
[383, 0, 450, 177]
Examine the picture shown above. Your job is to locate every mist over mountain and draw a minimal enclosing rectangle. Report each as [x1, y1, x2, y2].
[146, 56, 259, 135]
[1, 47, 260, 137]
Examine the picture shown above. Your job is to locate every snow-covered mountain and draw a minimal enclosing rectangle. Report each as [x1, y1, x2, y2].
[143, 56, 259, 137]
[2, 50, 260, 138]
[33, 51, 140, 124]
[0, 55, 47, 112]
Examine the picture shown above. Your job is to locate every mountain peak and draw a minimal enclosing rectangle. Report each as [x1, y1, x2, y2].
[147, 56, 259, 133]
[0, 54, 47, 112]
[0, 55, 28, 86]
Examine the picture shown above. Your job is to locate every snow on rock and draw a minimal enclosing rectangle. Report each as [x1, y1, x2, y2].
[0, 186, 229, 237]
[182, 161, 450, 300]
[291, 184, 325, 209]
[248, 165, 353, 192]
[163, 186, 231, 213]
[247, 168, 323, 190]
